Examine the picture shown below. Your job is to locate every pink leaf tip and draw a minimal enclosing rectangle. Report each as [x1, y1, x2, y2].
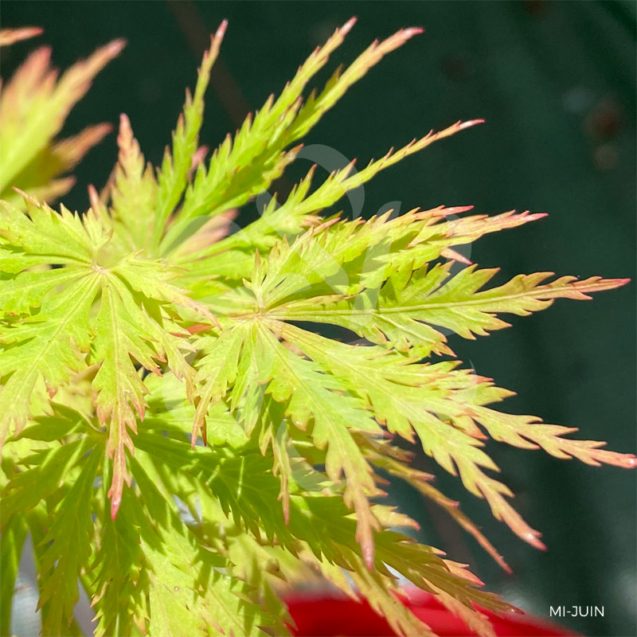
[12, 187, 29, 200]
[215, 19, 228, 40]
[341, 17, 358, 36]
[445, 205, 475, 215]
[458, 119, 485, 131]
[402, 27, 424, 39]
[523, 531, 547, 551]
[105, 38, 127, 58]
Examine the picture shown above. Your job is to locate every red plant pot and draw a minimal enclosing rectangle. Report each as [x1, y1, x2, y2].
[285, 590, 579, 637]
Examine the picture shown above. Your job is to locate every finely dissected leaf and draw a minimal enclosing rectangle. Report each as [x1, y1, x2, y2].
[161, 20, 431, 256]
[92, 279, 160, 517]
[90, 262, 207, 516]
[151, 21, 227, 249]
[0, 35, 123, 202]
[365, 441, 510, 572]
[133, 428, 510, 624]
[37, 449, 101, 636]
[203, 207, 543, 323]
[166, 19, 358, 232]
[290, 496, 513, 615]
[430, 587, 497, 637]
[0, 196, 206, 511]
[91, 487, 148, 637]
[109, 113, 157, 250]
[24, 508, 88, 637]
[131, 455, 280, 637]
[0, 513, 29, 636]
[2, 124, 112, 208]
[0, 198, 101, 443]
[307, 547, 437, 637]
[271, 255, 628, 356]
[192, 323, 247, 443]
[0, 18, 633, 637]
[1, 437, 95, 527]
[0, 195, 106, 266]
[253, 324, 383, 567]
[285, 25, 424, 141]
[176, 122, 482, 270]
[272, 321, 539, 545]
[269, 321, 635, 547]
[0, 268, 99, 446]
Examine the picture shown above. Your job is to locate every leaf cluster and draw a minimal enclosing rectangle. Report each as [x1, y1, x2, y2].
[0, 19, 633, 637]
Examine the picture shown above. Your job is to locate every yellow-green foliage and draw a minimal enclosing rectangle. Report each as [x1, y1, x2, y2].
[0, 27, 122, 206]
[0, 20, 633, 637]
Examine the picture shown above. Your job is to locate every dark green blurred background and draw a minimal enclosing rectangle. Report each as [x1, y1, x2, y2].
[2, 1, 635, 636]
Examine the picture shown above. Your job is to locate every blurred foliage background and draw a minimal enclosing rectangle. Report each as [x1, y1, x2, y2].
[2, 2, 635, 636]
